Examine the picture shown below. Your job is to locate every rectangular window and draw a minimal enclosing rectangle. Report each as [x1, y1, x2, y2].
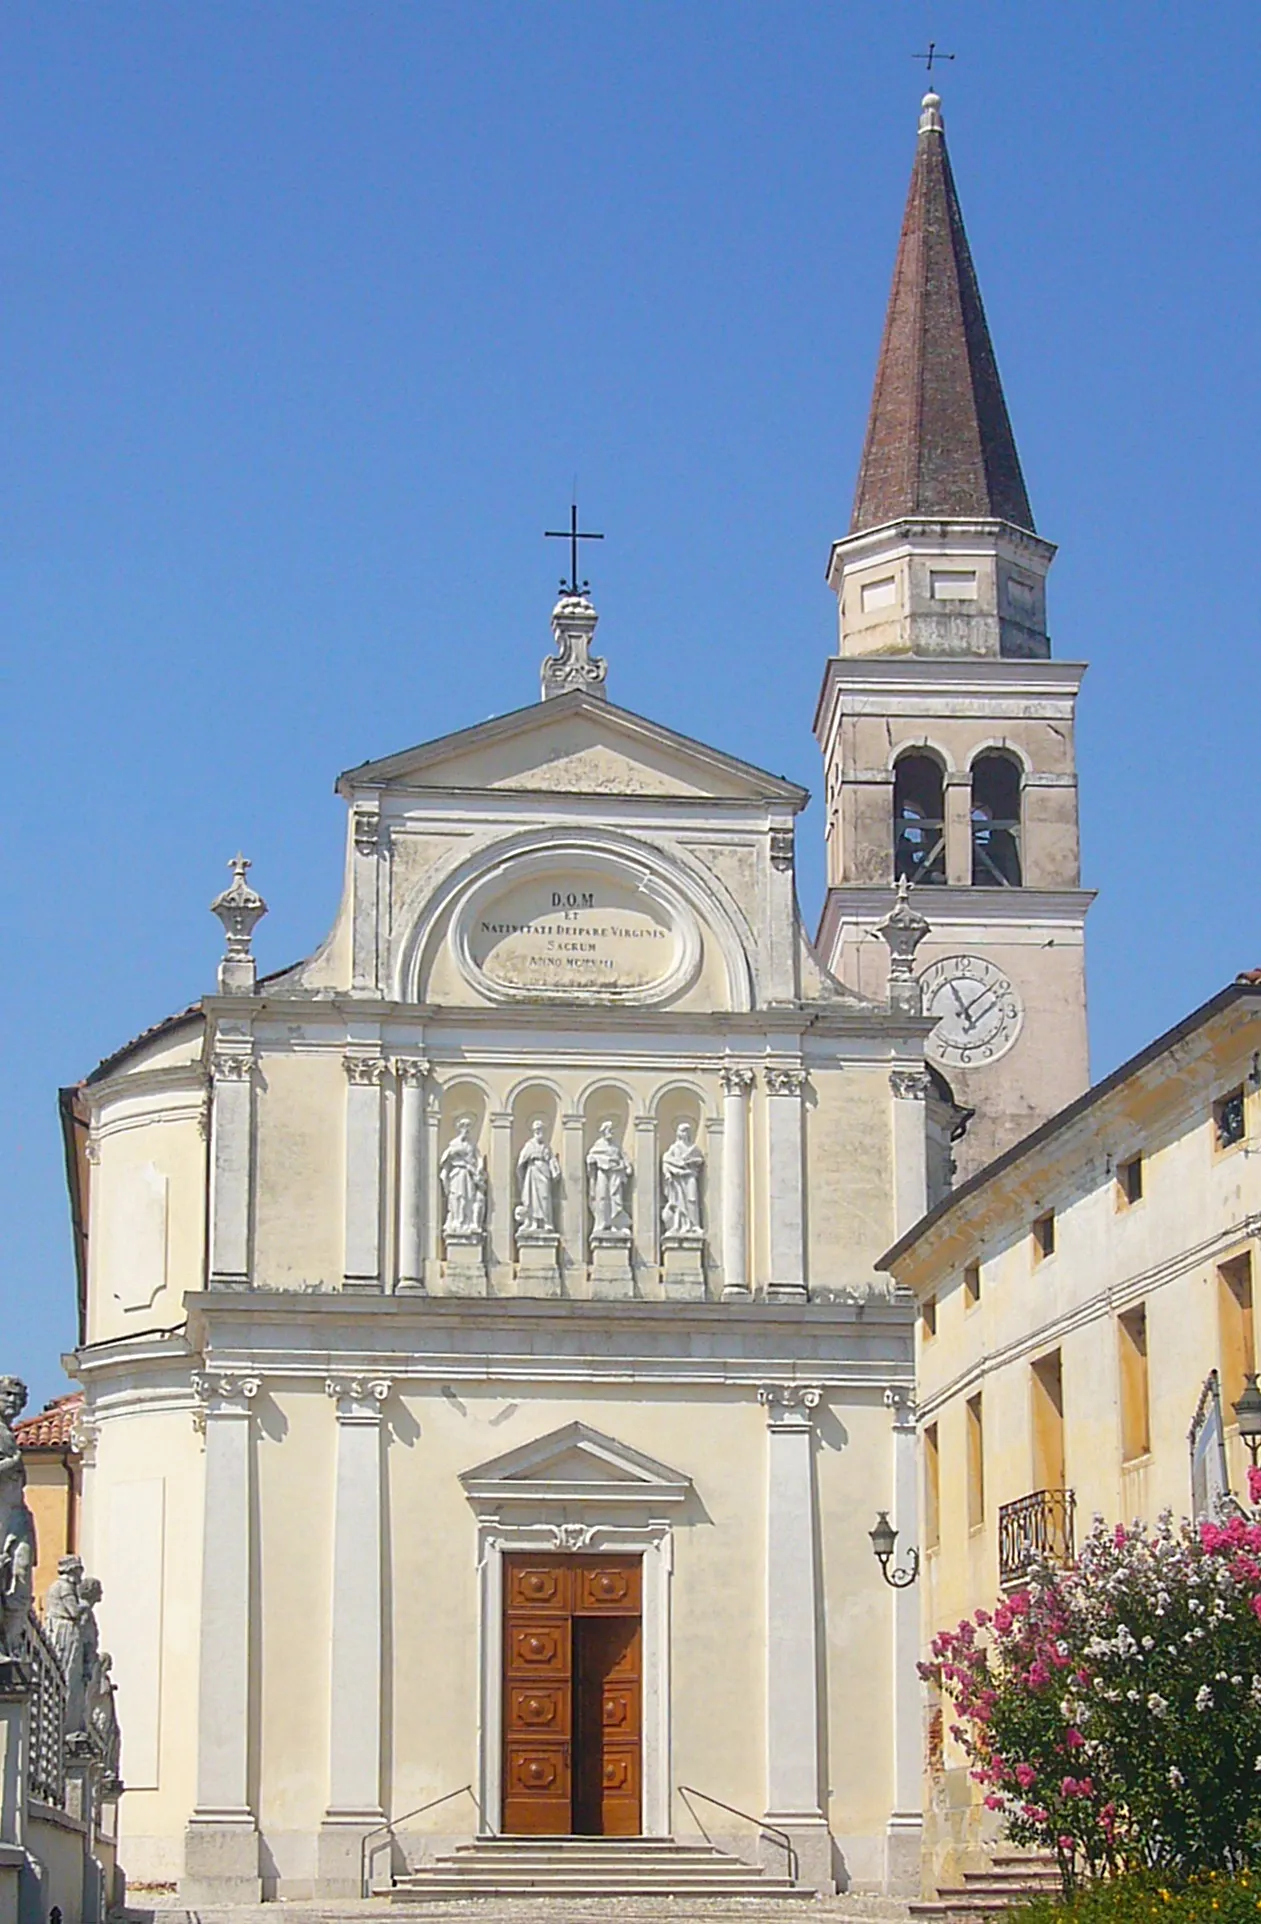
[930, 569, 978, 601]
[1215, 1087, 1246, 1152]
[860, 575, 897, 612]
[1118, 1304, 1151, 1463]
[964, 1261, 981, 1309]
[1117, 1154, 1143, 1207]
[1032, 1210, 1056, 1263]
[924, 1422, 941, 1552]
[1219, 1251, 1256, 1414]
[966, 1392, 985, 1530]
[1031, 1349, 1065, 1491]
[921, 1294, 937, 1340]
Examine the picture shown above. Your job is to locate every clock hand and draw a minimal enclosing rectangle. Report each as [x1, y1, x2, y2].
[947, 979, 971, 1022]
[960, 986, 999, 1026]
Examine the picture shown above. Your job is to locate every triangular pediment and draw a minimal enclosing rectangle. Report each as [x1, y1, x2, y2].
[338, 692, 808, 808]
[460, 1420, 692, 1506]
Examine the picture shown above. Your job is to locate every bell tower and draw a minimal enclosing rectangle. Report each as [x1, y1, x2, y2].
[815, 91, 1094, 1179]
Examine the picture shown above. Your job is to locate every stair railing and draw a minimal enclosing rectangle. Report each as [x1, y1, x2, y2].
[676, 1784, 798, 1885]
[360, 1783, 485, 1897]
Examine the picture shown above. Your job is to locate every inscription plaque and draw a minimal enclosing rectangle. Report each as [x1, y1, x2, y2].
[469, 876, 678, 994]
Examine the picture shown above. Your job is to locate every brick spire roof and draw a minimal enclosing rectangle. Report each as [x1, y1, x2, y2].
[850, 92, 1034, 535]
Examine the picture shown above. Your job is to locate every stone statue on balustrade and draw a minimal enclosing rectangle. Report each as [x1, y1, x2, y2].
[0, 1375, 35, 1658]
[515, 1119, 560, 1236]
[46, 1557, 101, 1735]
[661, 1122, 705, 1235]
[587, 1121, 632, 1238]
[89, 1652, 122, 1787]
[439, 1118, 487, 1238]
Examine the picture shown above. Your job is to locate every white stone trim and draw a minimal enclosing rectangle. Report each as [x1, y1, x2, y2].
[472, 1519, 673, 1839]
[324, 1379, 391, 1821]
[758, 1385, 824, 1828]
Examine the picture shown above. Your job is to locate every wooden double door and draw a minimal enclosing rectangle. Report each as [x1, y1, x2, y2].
[503, 1554, 642, 1836]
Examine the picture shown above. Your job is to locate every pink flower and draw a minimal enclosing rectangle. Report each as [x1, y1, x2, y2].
[1249, 1465, 1261, 1506]
[984, 1794, 1004, 1811]
[1064, 1729, 1084, 1749]
[1250, 1594, 1261, 1625]
[1058, 1836, 1074, 1853]
[1015, 1762, 1037, 1789]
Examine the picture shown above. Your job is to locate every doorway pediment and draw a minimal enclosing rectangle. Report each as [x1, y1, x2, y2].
[460, 1421, 692, 1508]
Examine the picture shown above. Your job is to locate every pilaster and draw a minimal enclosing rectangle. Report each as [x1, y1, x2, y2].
[561, 1114, 585, 1286]
[394, 1058, 429, 1293]
[343, 1052, 386, 1292]
[318, 1377, 391, 1897]
[208, 1047, 255, 1289]
[884, 1386, 924, 1894]
[350, 799, 383, 994]
[758, 1383, 832, 1894]
[720, 1066, 754, 1300]
[183, 1370, 261, 1905]
[633, 1116, 658, 1274]
[764, 1067, 807, 1302]
[889, 1069, 930, 1237]
[488, 1112, 514, 1294]
[424, 1090, 443, 1283]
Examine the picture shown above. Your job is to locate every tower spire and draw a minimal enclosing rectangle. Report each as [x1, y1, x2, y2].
[850, 90, 1033, 534]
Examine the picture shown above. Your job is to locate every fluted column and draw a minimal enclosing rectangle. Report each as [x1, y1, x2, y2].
[720, 1066, 754, 1300]
[208, 1047, 255, 1289]
[764, 1066, 807, 1303]
[394, 1058, 429, 1292]
[758, 1383, 831, 1892]
[183, 1370, 261, 1905]
[318, 1376, 391, 1897]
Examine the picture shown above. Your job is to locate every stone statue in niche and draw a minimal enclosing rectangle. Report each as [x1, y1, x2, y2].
[0, 1375, 35, 1655]
[90, 1651, 122, 1785]
[515, 1118, 561, 1235]
[662, 1121, 705, 1235]
[587, 1120, 632, 1237]
[440, 1117, 487, 1237]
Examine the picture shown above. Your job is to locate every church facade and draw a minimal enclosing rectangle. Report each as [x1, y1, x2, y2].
[60, 91, 1091, 1903]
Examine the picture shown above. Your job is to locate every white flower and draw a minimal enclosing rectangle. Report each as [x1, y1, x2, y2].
[1196, 1684, 1213, 1711]
[1127, 1689, 1141, 1704]
[1232, 1675, 1243, 1687]
[1168, 1766, 1184, 1789]
[1147, 1693, 1169, 1716]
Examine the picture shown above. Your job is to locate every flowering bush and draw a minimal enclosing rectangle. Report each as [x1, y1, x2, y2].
[922, 1513, 1261, 1884]
[1014, 1869, 1261, 1924]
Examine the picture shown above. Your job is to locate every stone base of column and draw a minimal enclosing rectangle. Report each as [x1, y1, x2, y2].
[721, 1282, 752, 1302]
[884, 1812, 924, 1896]
[661, 1232, 705, 1300]
[515, 1231, 562, 1296]
[760, 1815, 834, 1894]
[317, 1809, 386, 1898]
[435, 1233, 487, 1295]
[181, 1814, 263, 1905]
[766, 1281, 808, 1304]
[342, 1275, 384, 1294]
[590, 1232, 634, 1299]
[394, 1276, 426, 1295]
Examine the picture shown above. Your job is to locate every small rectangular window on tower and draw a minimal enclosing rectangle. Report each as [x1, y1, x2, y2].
[963, 1261, 981, 1308]
[924, 1421, 941, 1552]
[1214, 1087, 1247, 1152]
[921, 1293, 937, 1340]
[1032, 1210, 1056, 1263]
[929, 569, 978, 600]
[1117, 1154, 1144, 1208]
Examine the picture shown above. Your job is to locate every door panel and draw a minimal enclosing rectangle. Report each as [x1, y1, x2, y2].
[503, 1555, 641, 1836]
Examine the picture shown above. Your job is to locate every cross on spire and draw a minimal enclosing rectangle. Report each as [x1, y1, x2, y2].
[912, 41, 955, 73]
[545, 501, 604, 598]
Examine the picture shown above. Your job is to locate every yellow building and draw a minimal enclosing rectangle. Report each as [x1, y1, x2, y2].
[14, 1391, 82, 1607]
[879, 969, 1261, 1880]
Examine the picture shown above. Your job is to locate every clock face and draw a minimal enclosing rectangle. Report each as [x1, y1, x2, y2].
[919, 954, 1024, 1069]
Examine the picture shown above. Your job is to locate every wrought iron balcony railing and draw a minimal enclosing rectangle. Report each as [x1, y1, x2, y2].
[998, 1487, 1076, 1590]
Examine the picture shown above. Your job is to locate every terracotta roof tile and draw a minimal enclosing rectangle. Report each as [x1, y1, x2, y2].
[15, 1392, 82, 1451]
[851, 93, 1033, 535]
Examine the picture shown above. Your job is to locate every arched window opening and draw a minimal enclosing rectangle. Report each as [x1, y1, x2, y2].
[971, 753, 1022, 886]
[893, 754, 946, 886]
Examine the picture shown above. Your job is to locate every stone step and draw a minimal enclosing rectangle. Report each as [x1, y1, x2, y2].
[387, 1882, 808, 1902]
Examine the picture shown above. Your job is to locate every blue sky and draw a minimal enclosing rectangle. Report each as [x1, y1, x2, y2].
[4, 3, 1258, 1405]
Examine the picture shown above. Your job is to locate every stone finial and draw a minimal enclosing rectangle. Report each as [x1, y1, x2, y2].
[211, 854, 267, 994]
[876, 876, 930, 1015]
[541, 594, 607, 701]
[919, 90, 944, 134]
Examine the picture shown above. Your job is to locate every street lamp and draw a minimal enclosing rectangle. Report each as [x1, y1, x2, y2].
[1233, 1374, 1261, 1467]
[869, 1510, 920, 1588]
